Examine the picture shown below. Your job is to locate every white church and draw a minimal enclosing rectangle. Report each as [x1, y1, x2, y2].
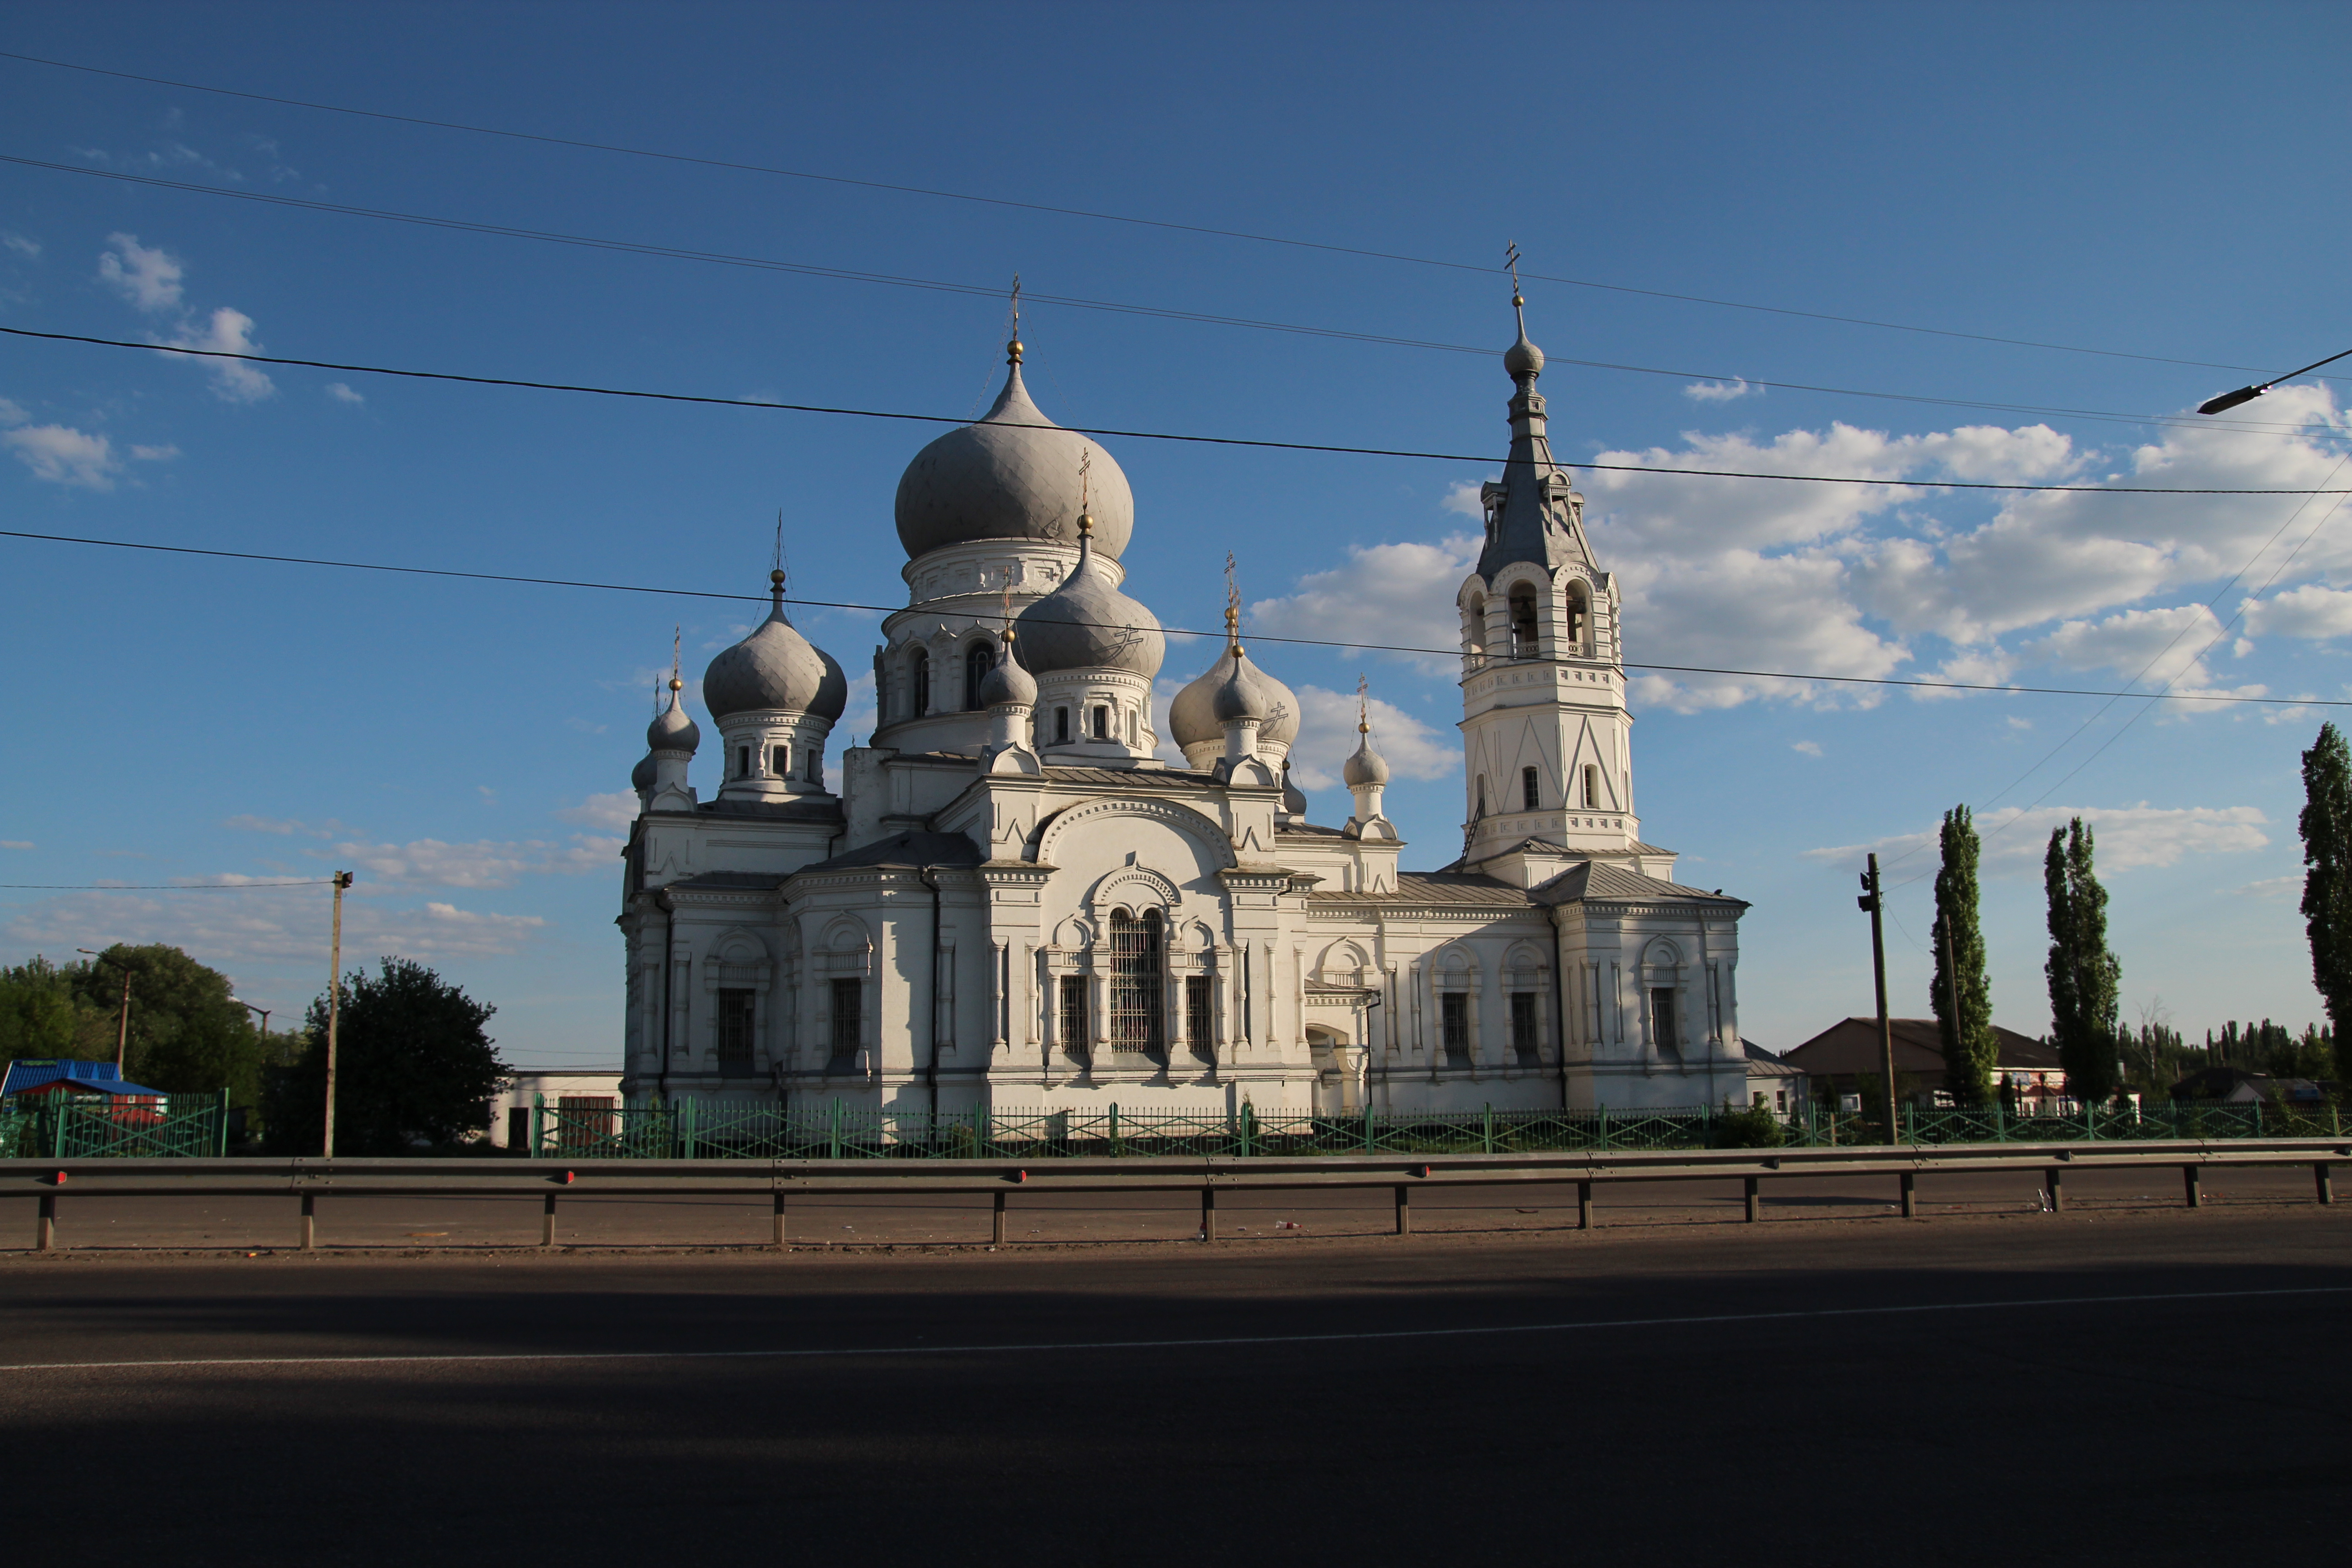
[618, 297, 1752, 1115]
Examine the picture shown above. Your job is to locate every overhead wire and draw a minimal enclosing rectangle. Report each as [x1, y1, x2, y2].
[5, 154, 2342, 441]
[0, 881, 334, 890]
[8, 326, 2349, 495]
[7, 523, 2352, 710]
[0, 45, 2328, 384]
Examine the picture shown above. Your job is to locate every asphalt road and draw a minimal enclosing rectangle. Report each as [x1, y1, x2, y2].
[3, 1200, 2347, 1567]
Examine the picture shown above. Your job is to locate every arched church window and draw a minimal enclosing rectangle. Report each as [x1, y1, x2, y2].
[1565, 584, 1590, 652]
[1509, 588, 1539, 659]
[773, 744, 790, 778]
[1521, 766, 1539, 810]
[1583, 764, 1600, 808]
[1092, 705, 1109, 741]
[1108, 909, 1164, 1058]
[911, 648, 931, 718]
[1464, 593, 1487, 662]
[963, 642, 995, 710]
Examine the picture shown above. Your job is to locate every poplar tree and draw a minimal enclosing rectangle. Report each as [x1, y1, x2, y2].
[2045, 818, 2122, 1105]
[2298, 722, 2352, 1083]
[1929, 804, 1996, 1102]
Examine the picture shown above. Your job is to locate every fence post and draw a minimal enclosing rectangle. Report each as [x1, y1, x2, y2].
[829, 1097, 841, 1161]
[1995, 1099, 2006, 1143]
[681, 1098, 698, 1160]
[1241, 1102, 1256, 1158]
[216, 1088, 230, 1157]
[1904, 1103, 1914, 1145]
[530, 1093, 544, 1158]
[1362, 1102, 1373, 1155]
[1393, 1183, 1410, 1236]
[1483, 1104, 1494, 1156]
[1597, 1105, 1611, 1152]
[51, 1098, 66, 1160]
[299, 1191, 315, 1251]
[1109, 1102, 1120, 1157]
[36, 1192, 55, 1251]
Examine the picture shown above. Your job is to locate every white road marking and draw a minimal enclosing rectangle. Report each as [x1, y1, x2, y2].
[0, 1284, 2345, 1376]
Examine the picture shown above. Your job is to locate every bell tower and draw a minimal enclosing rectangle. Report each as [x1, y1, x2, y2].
[1455, 271, 1662, 887]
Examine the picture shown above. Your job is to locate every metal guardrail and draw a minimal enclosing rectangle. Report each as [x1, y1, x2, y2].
[5, 1136, 2344, 1252]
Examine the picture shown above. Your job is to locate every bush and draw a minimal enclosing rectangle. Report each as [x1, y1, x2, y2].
[1713, 1101, 1785, 1148]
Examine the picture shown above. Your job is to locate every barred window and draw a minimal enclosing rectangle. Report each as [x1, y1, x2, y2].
[1521, 766, 1539, 810]
[1186, 974, 1213, 1057]
[717, 988, 755, 1076]
[1651, 986, 1678, 1050]
[1441, 991, 1470, 1065]
[1058, 975, 1088, 1056]
[829, 979, 862, 1064]
[1509, 991, 1540, 1065]
[1108, 909, 1163, 1056]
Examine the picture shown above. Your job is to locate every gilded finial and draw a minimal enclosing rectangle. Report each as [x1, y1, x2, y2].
[1224, 553, 1242, 654]
[1007, 274, 1023, 364]
[1075, 448, 1093, 539]
[1357, 672, 1370, 733]
[670, 626, 682, 692]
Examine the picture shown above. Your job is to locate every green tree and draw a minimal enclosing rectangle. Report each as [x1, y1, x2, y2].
[0, 956, 113, 1060]
[64, 944, 267, 1108]
[2045, 818, 2122, 1105]
[264, 957, 510, 1156]
[1929, 804, 1996, 1102]
[2298, 722, 2352, 1083]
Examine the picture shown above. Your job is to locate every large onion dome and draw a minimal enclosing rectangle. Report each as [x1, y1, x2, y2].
[647, 678, 700, 754]
[1169, 644, 1299, 755]
[893, 346, 1134, 562]
[702, 573, 848, 721]
[1011, 520, 1164, 677]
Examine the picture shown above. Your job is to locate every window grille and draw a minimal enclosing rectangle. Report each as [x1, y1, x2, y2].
[1509, 991, 1540, 1064]
[717, 988, 755, 1076]
[1521, 767, 1539, 810]
[1651, 986, 1678, 1051]
[828, 979, 862, 1066]
[1186, 974, 1213, 1057]
[1058, 975, 1088, 1058]
[1108, 910, 1163, 1056]
[1441, 991, 1470, 1066]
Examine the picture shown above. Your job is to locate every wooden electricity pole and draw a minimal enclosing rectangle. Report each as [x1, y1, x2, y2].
[323, 871, 353, 1159]
[1859, 855, 1898, 1144]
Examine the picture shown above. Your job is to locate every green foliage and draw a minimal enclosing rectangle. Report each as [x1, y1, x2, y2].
[2045, 819, 2122, 1104]
[1930, 804, 1997, 1103]
[0, 955, 114, 1060]
[1713, 1099, 1784, 1148]
[2299, 721, 2352, 1083]
[3, 947, 265, 1109]
[264, 957, 510, 1156]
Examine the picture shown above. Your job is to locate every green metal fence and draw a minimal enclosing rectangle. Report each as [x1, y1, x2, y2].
[0, 1091, 231, 1159]
[518, 1093, 2349, 1161]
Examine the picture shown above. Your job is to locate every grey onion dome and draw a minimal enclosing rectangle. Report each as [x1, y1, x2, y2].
[1169, 646, 1299, 752]
[1503, 296, 1544, 380]
[1212, 658, 1267, 722]
[647, 682, 700, 754]
[702, 580, 849, 722]
[630, 751, 658, 791]
[893, 356, 1135, 562]
[1011, 528, 1165, 677]
[977, 638, 1038, 708]
[1343, 727, 1390, 787]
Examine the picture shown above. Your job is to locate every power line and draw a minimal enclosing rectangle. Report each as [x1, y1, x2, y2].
[7, 153, 2338, 441]
[0, 46, 2316, 383]
[0, 881, 333, 890]
[9, 326, 2348, 494]
[7, 524, 2350, 710]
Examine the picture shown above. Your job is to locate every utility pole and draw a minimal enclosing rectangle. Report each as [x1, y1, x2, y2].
[1857, 855, 1898, 1143]
[76, 949, 132, 1072]
[324, 871, 353, 1159]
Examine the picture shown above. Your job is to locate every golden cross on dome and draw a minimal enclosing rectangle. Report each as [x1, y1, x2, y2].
[1506, 240, 1523, 307]
[1007, 274, 1024, 364]
[1357, 672, 1370, 733]
[669, 626, 682, 691]
[1224, 553, 1242, 653]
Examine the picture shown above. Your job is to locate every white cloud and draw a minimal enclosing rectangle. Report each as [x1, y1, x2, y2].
[1285, 685, 1456, 792]
[1, 232, 39, 259]
[2029, 603, 2265, 701]
[2237, 873, 2299, 902]
[129, 443, 180, 462]
[1440, 480, 1491, 519]
[3, 423, 118, 488]
[2244, 583, 2352, 641]
[328, 834, 622, 889]
[167, 307, 274, 402]
[554, 792, 641, 831]
[325, 382, 365, 405]
[98, 233, 184, 312]
[1683, 378, 1759, 402]
[1806, 802, 2269, 875]
[224, 814, 340, 837]
[1791, 740, 1822, 756]
[1249, 532, 1480, 676]
[3, 885, 550, 965]
[1, 840, 31, 850]
[0, 398, 24, 425]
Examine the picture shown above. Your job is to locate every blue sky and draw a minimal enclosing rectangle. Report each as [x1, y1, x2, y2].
[4, 2, 2350, 1065]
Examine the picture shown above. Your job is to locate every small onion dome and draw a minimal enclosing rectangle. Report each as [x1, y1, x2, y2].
[630, 751, 658, 791]
[1503, 296, 1544, 381]
[1011, 524, 1164, 677]
[1169, 645, 1299, 753]
[1280, 759, 1309, 817]
[893, 355, 1135, 563]
[1343, 726, 1390, 787]
[703, 577, 849, 721]
[647, 679, 700, 754]
[977, 638, 1038, 708]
